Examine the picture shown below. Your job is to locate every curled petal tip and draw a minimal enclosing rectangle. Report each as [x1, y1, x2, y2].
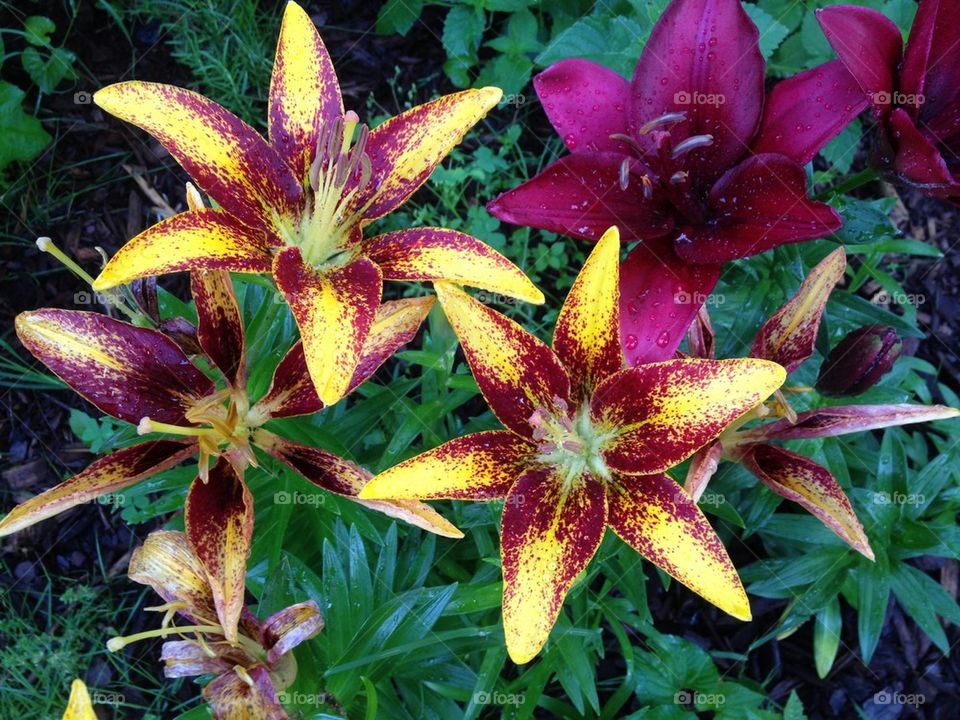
[479, 86, 504, 106]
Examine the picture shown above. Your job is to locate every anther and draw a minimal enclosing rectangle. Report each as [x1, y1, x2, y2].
[637, 111, 687, 136]
[671, 134, 714, 159]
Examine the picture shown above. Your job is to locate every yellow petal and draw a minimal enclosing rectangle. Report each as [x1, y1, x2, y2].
[553, 226, 623, 395]
[62, 680, 97, 720]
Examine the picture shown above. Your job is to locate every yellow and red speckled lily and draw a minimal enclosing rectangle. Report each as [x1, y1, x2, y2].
[107, 530, 324, 720]
[90, 1, 541, 406]
[682, 248, 960, 559]
[2, 271, 459, 635]
[360, 226, 786, 663]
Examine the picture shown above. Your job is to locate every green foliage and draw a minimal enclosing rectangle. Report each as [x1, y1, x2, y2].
[0, 14, 79, 177]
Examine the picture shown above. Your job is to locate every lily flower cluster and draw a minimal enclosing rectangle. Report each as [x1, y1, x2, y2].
[5, 0, 960, 713]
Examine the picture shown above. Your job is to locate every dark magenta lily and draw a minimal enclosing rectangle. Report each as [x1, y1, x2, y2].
[488, 0, 867, 365]
[817, 0, 960, 203]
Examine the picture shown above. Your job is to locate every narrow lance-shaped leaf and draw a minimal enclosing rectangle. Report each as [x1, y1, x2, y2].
[751, 246, 846, 372]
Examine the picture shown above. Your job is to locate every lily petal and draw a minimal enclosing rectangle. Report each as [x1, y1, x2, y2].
[629, 0, 764, 187]
[63, 680, 96, 720]
[752, 60, 870, 164]
[744, 403, 960, 441]
[192, 269, 245, 387]
[93, 209, 276, 291]
[739, 443, 873, 559]
[273, 247, 382, 406]
[0, 440, 194, 537]
[619, 237, 721, 366]
[816, 6, 901, 118]
[261, 600, 325, 666]
[255, 296, 433, 419]
[889, 108, 960, 191]
[94, 82, 301, 229]
[683, 440, 723, 501]
[363, 227, 544, 304]
[160, 640, 234, 678]
[501, 469, 607, 664]
[900, 0, 960, 120]
[435, 282, 571, 438]
[486, 153, 673, 242]
[350, 87, 502, 223]
[128, 530, 219, 626]
[184, 459, 254, 644]
[534, 59, 631, 153]
[360, 431, 533, 500]
[269, 1, 343, 181]
[750, 246, 846, 372]
[592, 359, 785, 475]
[674, 154, 843, 264]
[553, 226, 623, 395]
[204, 665, 285, 720]
[608, 472, 750, 620]
[256, 432, 463, 538]
[16, 309, 214, 425]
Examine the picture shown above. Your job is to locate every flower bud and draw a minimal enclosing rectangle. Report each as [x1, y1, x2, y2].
[816, 325, 902, 397]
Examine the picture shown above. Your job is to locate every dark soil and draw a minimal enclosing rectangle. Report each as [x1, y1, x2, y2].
[1, 2, 958, 719]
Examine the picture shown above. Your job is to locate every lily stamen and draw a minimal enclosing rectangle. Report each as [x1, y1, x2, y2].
[671, 134, 714, 159]
[137, 417, 219, 438]
[637, 111, 687, 135]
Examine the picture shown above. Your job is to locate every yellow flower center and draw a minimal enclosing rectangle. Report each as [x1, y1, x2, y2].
[138, 389, 263, 479]
[530, 398, 614, 488]
[290, 111, 376, 268]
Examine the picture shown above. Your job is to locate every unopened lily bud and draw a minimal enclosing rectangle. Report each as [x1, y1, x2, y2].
[816, 325, 902, 397]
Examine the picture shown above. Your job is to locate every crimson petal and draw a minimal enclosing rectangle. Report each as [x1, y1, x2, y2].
[486, 153, 674, 242]
[674, 154, 842, 264]
[901, 0, 960, 120]
[16, 309, 214, 425]
[619, 237, 721, 366]
[816, 6, 902, 119]
[629, 0, 764, 187]
[534, 59, 631, 154]
[752, 60, 870, 164]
